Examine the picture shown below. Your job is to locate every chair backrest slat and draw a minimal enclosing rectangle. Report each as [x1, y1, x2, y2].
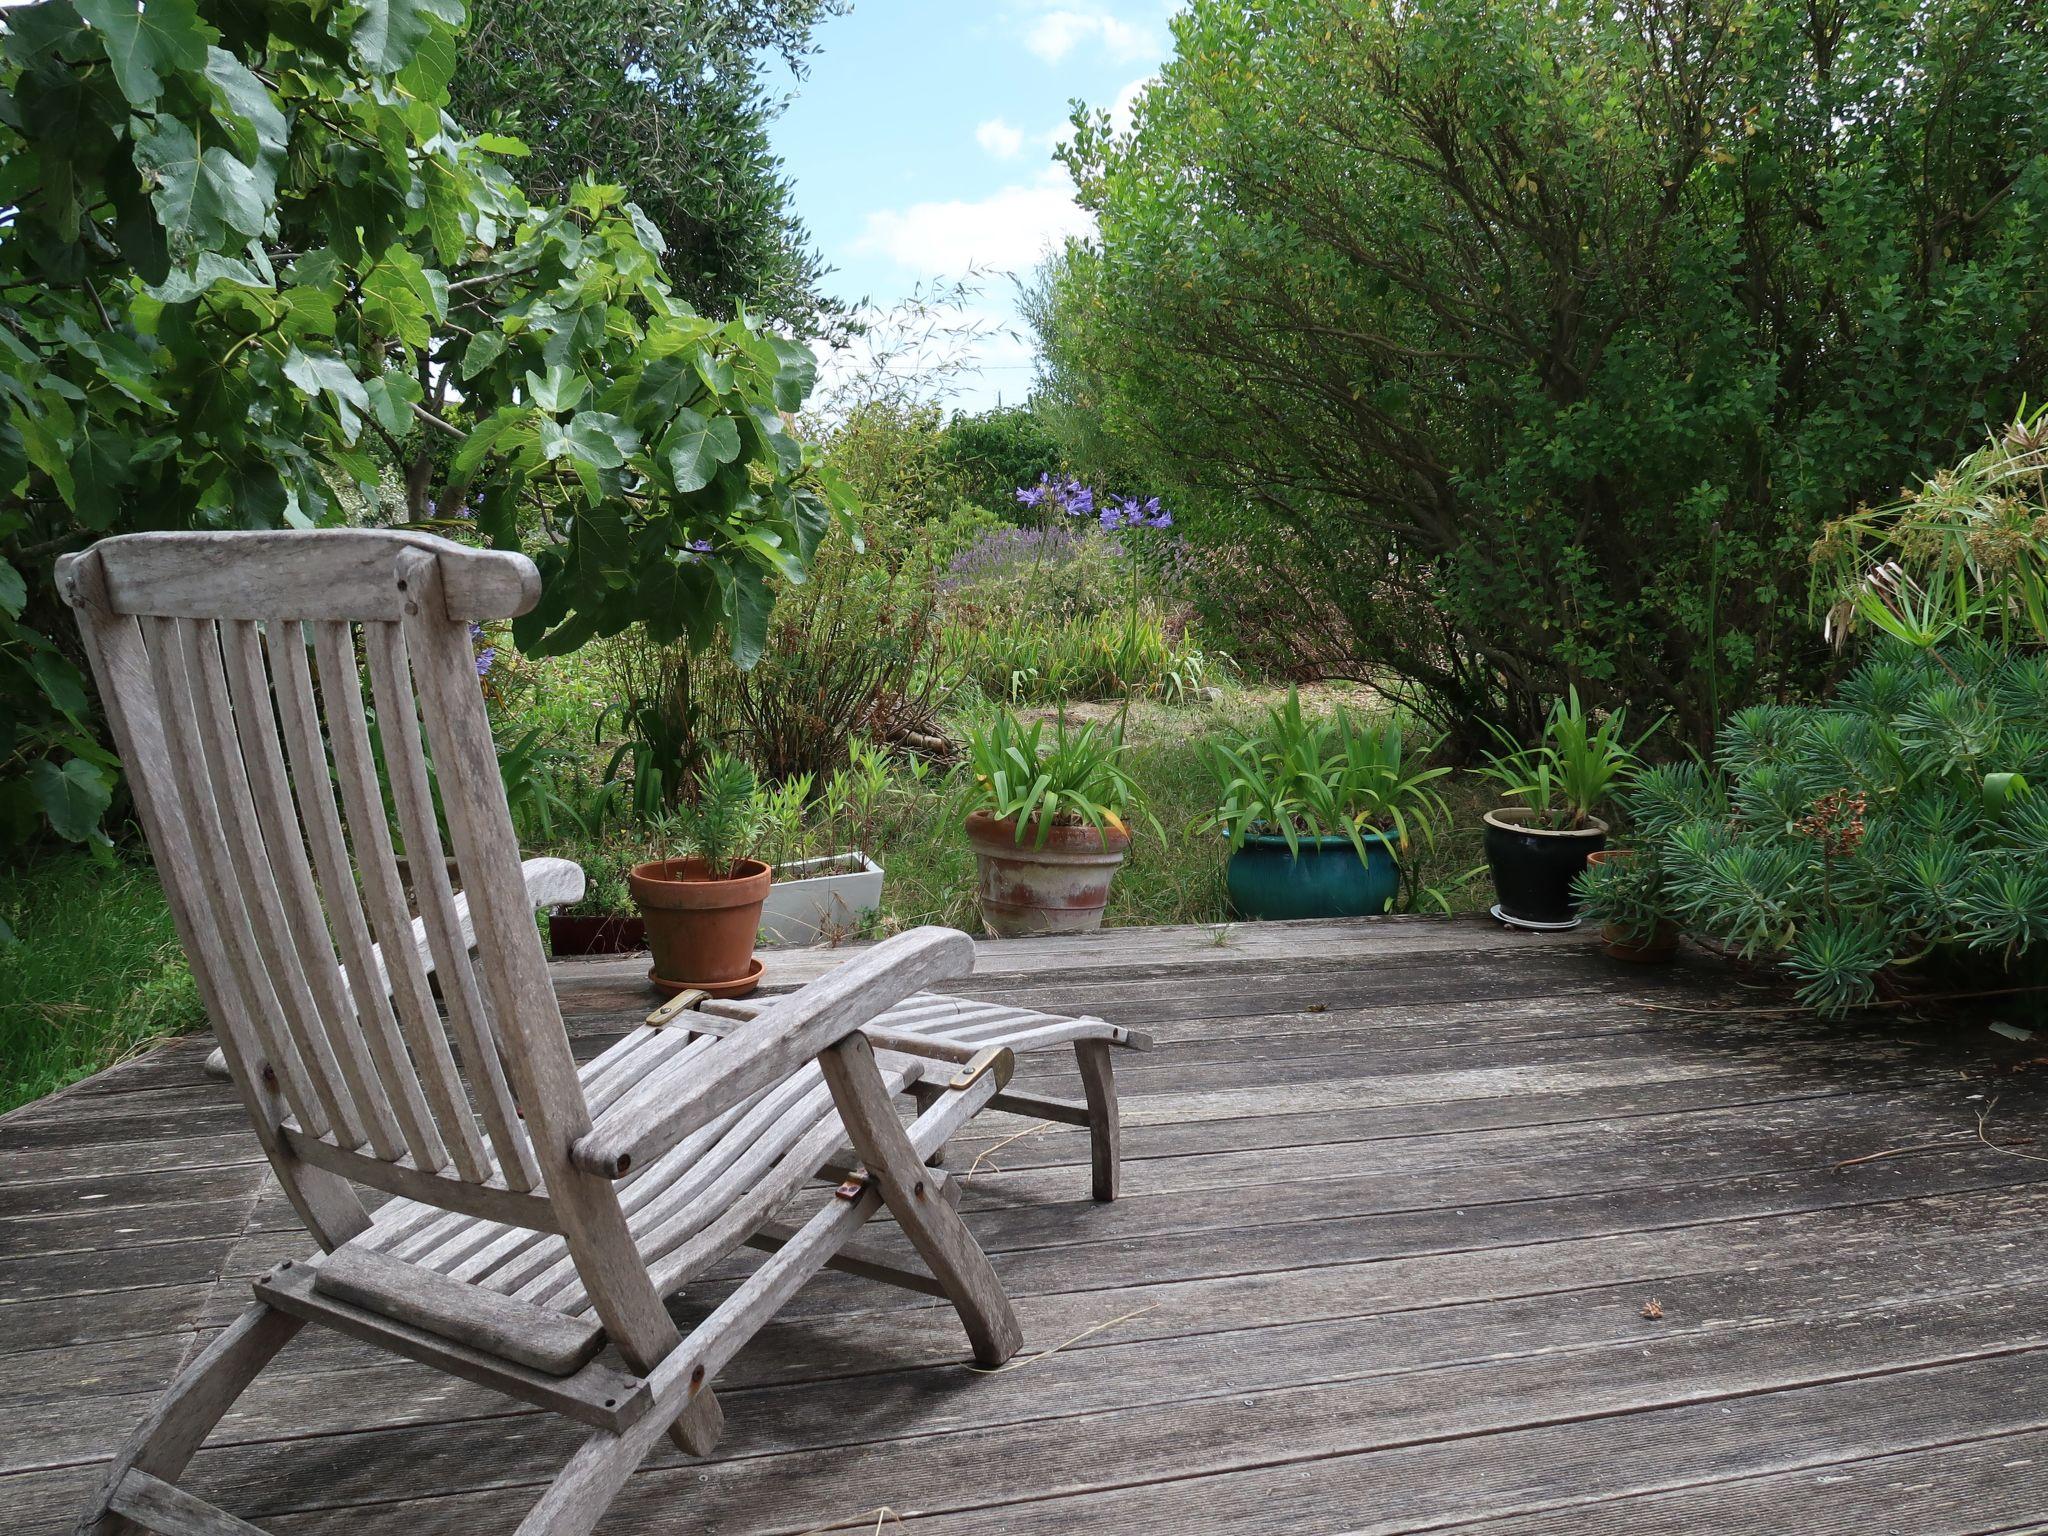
[267, 620, 450, 1172]
[311, 618, 493, 1184]
[137, 614, 329, 1138]
[219, 618, 407, 1160]
[362, 619, 539, 1191]
[173, 616, 368, 1149]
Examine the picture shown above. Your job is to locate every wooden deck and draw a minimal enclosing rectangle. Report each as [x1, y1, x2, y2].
[7, 915, 2048, 1534]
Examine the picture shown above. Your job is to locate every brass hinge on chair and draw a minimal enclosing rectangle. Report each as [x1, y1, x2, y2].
[947, 1045, 1014, 1093]
[644, 989, 708, 1029]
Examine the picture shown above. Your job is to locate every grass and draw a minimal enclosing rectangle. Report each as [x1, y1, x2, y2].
[0, 852, 207, 1114]
[0, 692, 1505, 1114]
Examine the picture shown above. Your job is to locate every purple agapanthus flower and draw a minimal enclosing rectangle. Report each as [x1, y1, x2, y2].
[467, 623, 498, 678]
[1096, 494, 1174, 531]
[1014, 472, 1101, 520]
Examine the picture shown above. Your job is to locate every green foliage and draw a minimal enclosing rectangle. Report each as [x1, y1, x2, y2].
[1640, 641, 2048, 1014]
[939, 405, 1063, 518]
[814, 400, 963, 539]
[450, 0, 844, 336]
[1200, 688, 1449, 860]
[0, 0, 845, 849]
[1040, 0, 2048, 744]
[662, 750, 761, 877]
[1815, 402, 2048, 651]
[963, 709, 1145, 847]
[1479, 690, 1651, 830]
[947, 605, 1219, 705]
[1, 851, 206, 1112]
[723, 534, 945, 783]
[1572, 850, 1668, 944]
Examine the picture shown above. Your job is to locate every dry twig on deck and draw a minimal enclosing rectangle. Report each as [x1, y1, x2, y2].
[796, 1507, 906, 1535]
[961, 1120, 1052, 1181]
[967, 1302, 1161, 1375]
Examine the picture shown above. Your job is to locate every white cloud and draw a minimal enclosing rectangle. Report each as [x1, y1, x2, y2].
[1022, 6, 1160, 65]
[976, 118, 1026, 160]
[852, 168, 1093, 281]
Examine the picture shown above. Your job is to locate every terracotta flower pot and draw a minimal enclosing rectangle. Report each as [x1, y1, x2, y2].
[628, 857, 771, 993]
[1599, 919, 1681, 962]
[966, 810, 1131, 938]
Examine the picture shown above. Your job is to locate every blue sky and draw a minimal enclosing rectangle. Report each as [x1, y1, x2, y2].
[769, 1, 1177, 413]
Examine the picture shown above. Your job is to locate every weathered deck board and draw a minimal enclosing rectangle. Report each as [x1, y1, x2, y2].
[4, 914, 2046, 1535]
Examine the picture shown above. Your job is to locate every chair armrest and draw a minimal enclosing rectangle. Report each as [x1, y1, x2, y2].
[569, 926, 975, 1179]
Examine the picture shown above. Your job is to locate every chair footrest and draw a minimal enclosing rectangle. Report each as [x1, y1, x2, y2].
[312, 1245, 605, 1376]
[255, 1258, 649, 1433]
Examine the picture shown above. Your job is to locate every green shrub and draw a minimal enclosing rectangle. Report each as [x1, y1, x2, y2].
[1573, 850, 1668, 945]
[1038, 0, 2048, 745]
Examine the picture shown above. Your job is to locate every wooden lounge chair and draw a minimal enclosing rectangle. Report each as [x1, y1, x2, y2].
[55, 529, 1145, 1536]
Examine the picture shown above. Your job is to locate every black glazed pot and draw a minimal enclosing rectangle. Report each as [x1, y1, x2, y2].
[1482, 808, 1608, 928]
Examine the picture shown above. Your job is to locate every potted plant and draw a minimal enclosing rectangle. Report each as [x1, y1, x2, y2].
[1201, 690, 1450, 920]
[547, 843, 646, 956]
[1478, 689, 1649, 929]
[628, 752, 770, 997]
[963, 709, 1147, 937]
[1575, 847, 1679, 961]
[752, 766, 888, 945]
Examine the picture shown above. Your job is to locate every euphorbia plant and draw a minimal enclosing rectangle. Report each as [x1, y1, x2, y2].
[661, 752, 763, 878]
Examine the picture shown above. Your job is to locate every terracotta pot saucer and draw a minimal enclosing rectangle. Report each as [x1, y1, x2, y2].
[647, 955, 765, 1000]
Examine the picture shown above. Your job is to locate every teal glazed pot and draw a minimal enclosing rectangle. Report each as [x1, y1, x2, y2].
[1224, 832, 1401, 921]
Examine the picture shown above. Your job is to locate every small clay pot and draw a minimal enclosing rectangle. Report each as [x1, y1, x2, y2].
[628, 857, 770, 989]
[1599, 919, 1681, 963]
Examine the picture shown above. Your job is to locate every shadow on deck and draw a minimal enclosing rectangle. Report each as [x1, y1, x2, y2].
[6, 915, 2048, 1534]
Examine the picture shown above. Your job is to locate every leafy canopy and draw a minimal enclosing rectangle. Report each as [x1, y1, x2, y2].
[449, 0, 846, 338]
[1040, 0, 2048, 746]
[0, 0, 848, 848]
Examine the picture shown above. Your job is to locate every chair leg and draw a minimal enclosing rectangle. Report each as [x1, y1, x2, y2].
[514, 1403, 681, 1536]
[667, 1384, 722, 1456]
[78, 1302, 302, 1536]
[821, 1033, 1023, 1368]
[1073, 1039, 1121, 1202]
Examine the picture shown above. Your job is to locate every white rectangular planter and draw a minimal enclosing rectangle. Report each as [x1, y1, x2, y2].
[758, 852, 885, 945]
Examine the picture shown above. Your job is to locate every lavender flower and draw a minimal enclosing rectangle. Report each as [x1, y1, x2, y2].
[474, 647, 497, 678]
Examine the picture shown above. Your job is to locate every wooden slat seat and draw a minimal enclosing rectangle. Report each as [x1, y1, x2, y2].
[347, 990, 1151, 1325]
